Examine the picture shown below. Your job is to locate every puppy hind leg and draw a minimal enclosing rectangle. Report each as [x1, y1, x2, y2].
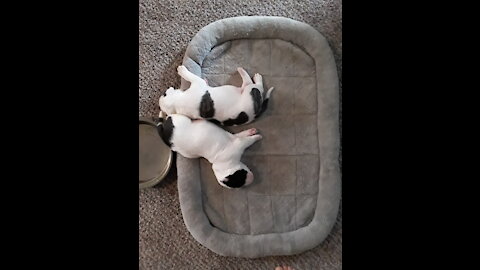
[253, 73, 263, 86]
[237, 67, 253, 89]
[177, 65, 205, 85]
[236, 134, 262, 151]
[234, 128, 258, 138]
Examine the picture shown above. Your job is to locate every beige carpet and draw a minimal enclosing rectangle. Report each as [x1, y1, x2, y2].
[139, 0, 342, 269]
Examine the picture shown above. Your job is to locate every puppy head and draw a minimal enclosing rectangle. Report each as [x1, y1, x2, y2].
[159, 87, 177, 115]
[212, 163, 254, 189]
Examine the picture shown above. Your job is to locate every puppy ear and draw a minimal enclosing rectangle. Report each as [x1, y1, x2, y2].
[156, 116, 174, 147]
[221, 169, 248, 188]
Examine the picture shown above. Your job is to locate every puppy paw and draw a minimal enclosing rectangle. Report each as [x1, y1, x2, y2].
[252, 134, 263, 141]
[177, 65, 187, 75]
[253, 73, 263, 84]
[235, 128, 258, 138]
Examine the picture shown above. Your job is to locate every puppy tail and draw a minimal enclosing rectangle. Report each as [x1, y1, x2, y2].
[254, 87, 274, 120]
[265, 87, 274, 99]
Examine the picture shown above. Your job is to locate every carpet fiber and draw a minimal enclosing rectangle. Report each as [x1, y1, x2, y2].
[139, 0, 342, 269]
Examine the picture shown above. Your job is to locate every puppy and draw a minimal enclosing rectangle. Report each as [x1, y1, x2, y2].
[159, 65, 274, 126]
[157, 113, 262, 188]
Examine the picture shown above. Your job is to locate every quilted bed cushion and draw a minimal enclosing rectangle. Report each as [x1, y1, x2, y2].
[177, 16, 341, 258]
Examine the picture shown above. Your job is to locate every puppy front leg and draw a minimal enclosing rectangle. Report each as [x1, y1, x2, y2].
[177, 65, 205, 85]
[253, 73, 263, 86]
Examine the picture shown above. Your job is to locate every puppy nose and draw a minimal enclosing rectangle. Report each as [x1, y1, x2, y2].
[245, 172, 254, 186]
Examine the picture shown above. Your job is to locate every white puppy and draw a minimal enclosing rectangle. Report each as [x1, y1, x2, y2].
[157, 113, 262, 188]
[159, 65, 274, 126]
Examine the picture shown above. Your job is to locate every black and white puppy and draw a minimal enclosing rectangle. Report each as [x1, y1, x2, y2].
[157, 113, 262, 188]
[159, 65, 274, 126]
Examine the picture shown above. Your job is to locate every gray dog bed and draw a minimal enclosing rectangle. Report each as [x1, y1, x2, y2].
[176, 16, 340, 258]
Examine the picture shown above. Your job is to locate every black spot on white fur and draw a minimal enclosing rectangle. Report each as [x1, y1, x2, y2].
[222, 169, 248, 188]
[223, 112, 249, 126]
[255, 99, 269, 119]
[157, 116, 174, 147]
[199, 91, 215, 118]
[254, 87, 272, 119]
[208, 119, 221, 125]
[250, 88, 262, 116]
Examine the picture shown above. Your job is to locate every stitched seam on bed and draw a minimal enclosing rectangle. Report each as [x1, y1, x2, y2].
[293, 55, 298, 229]
[268, 39, 275, 233]
[246, 190, 251, 234]
[203, 73, 315, 78]
[269, 39, 272, 76]
[268, 157, 275, 233]
[294, 158, 298, 230]
[314, 63, 321, 222]
[270, 194, 275, 233]
[222, 188, 229, 232]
